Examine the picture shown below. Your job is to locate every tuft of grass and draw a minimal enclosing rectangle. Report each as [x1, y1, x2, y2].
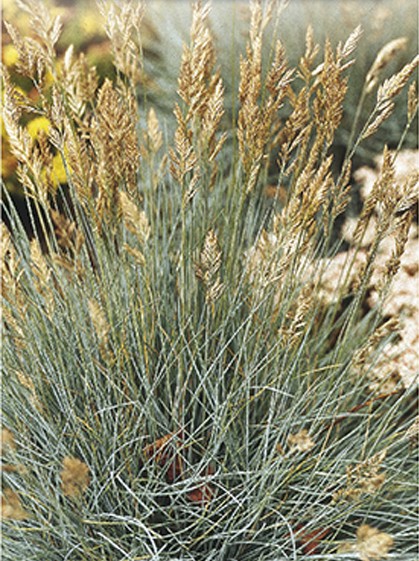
[2, 1, 418, 560]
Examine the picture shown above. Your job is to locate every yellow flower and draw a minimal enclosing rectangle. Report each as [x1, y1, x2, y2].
[38, 150, 69, 189]
[3, 44, 19, 67]
[80, 11, 103, 37]
[27, 117, 50, 138]
[51, 152, 68, 186]
[44, 70, 55, 88]
[3, 0, 28, 23]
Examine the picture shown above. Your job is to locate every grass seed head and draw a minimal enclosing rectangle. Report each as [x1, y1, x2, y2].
[60, 456, 91, 498]
[365, 37, 408, 93]
[1, 489, 29, 521]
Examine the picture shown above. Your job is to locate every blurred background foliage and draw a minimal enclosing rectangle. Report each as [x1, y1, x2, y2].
[2, 0, 418, 197]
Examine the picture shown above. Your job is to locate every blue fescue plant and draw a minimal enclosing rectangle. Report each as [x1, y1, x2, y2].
[2, 1, 418, 560]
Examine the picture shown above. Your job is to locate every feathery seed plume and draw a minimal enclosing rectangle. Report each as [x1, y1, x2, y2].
[365, 37, 408, 93]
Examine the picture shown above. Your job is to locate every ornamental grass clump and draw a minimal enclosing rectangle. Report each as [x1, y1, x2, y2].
[2, 1, 418, 559]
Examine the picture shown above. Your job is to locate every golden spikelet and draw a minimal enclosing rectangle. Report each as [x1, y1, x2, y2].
[338, 525, 394, 561]
[365, 37, 408, 93]
[178, 1, 216, 116]
[298, 24, 320, 82]
[278, 87, 312, 172]
[122, 244, 146, 266]
[2, 74, 62, 203]
[195, 229, 223, 304]
[171, 1, 225, 188]
[287, 429, 315, 453]
[62, 117, 95, 206]
[362, 102, 395, 140]
[338, 24, 363, 66]
[196, 230, 222, 280]
[397, 170, 419, 214]
[49, 86, 66, 139]
[61, 48, 99, 119]
[2, 308, 26, 350]
[405, 416, 419, 442]
[1, 427, 28, 474]
[92, 79, 140, 222]
[237, 0, 293, 178]
[364, 55, 419, 139]
[30, 239, 55, 315]
[1, 225, 23, 306]
[97, 0, 145, 84]
[183, 168, 202, 206]
[312, 39, 348, 144]
[60, 456, 91, 498]
[407, 81, 418, 121]
[1, 428, 16, 456]
[333, 450, 387, 502]
[4, 21, 47, 83]
[119, 191, 151, 245]
[88, 299, 109, 345]
[1, 488, 29, 521]
[2, 73, 36, 172]
[144, 107, 163, 154]
[4, 0, 61, 92]
[356, 525, 394, 561]
[280, 284, 313, 347]
[377, 214, 412, 292]
[170, 105, 198, 184]
[281, 153, 333, 246]
[30, 239, 49, 284]
[352, 317, 399, 371]
[245, 228, 281, 299]
[16, 0, 62, 55]
[51, 210, 84, 253]
[352, 146, 396, 243]
[16, 370, 38, 402]
[202, 78, 227, 163]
